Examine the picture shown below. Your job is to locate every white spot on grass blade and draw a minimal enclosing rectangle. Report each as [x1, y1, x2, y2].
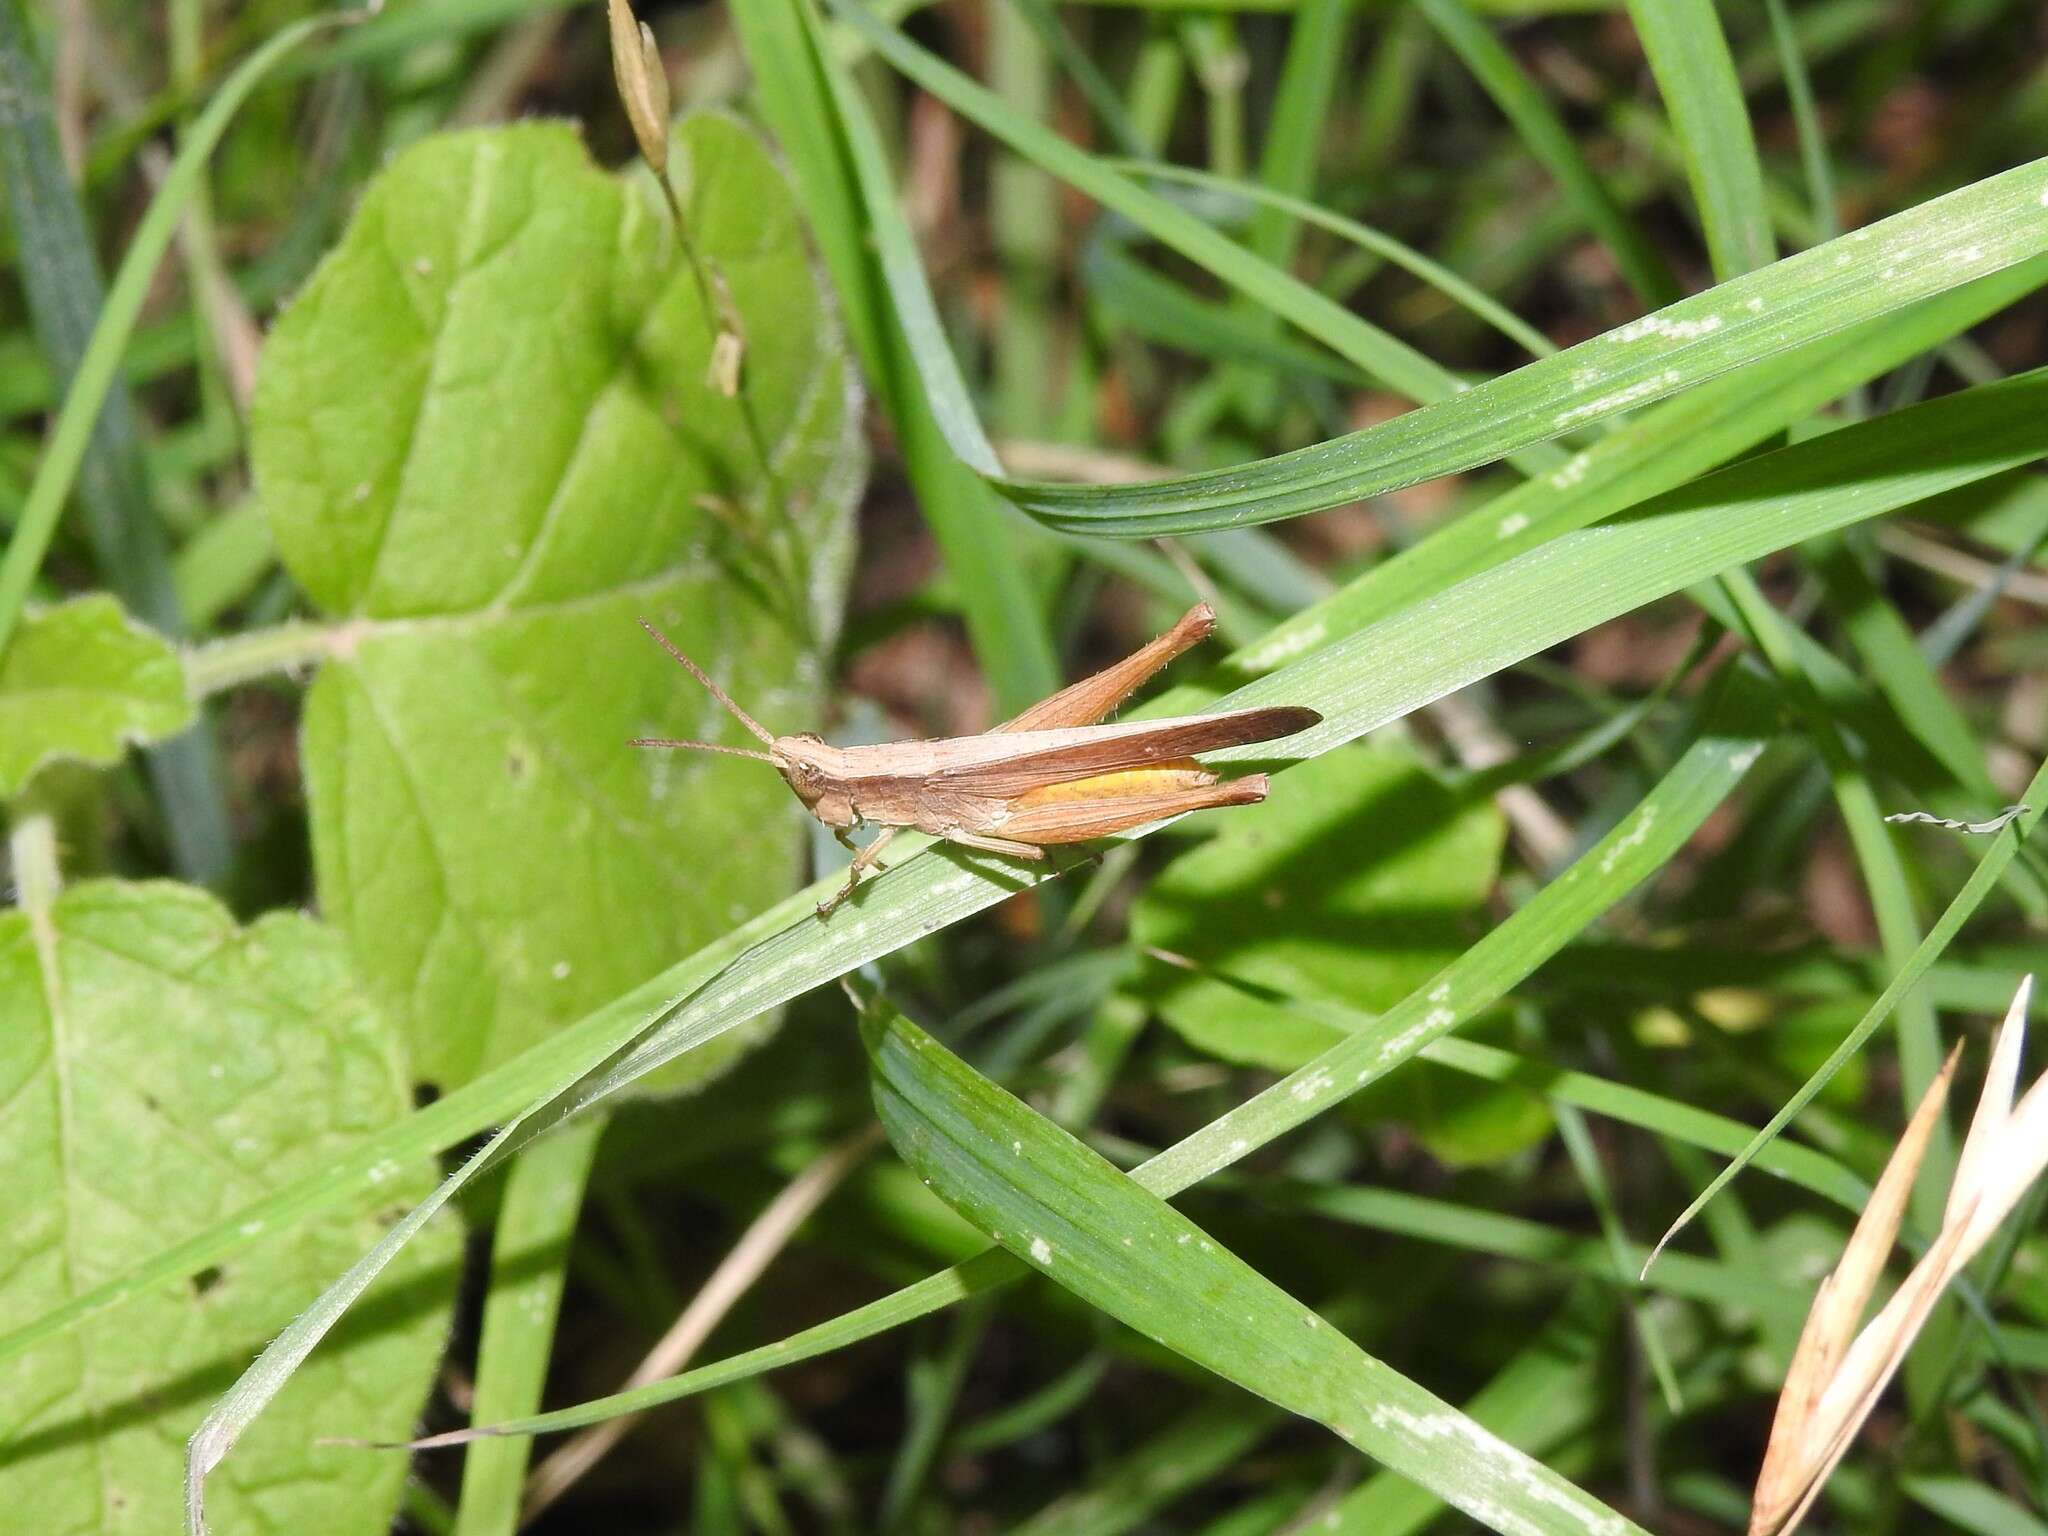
[1598, 806, 1658, 874]
[1242, 621, 1327, 671]
[1290, 1069, 1334, 1102]
[1547, 454, 1589, 491]
[1554, 369, 1682, 427]
[1611, 312, 1722, 343]
[1030, 1236, 1052, 1265]
[1498, 511, 1532, 537]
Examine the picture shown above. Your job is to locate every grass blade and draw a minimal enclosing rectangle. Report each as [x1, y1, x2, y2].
[1627, 0, 1775, 278]
[1647, 787, 2048, 1273]
[1416, 0, 1680, 306]
[733, 0, 1059, 713]
[860, 990, 1649, 1536]
[450, 1115, 606, 1536]
[835, 1, 2048, 534]
[0, 10, 347, 657]
[997, 168, 2048, 533]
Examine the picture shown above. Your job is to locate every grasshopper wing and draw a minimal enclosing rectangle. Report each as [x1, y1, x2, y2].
[930, 706, 1319, 800]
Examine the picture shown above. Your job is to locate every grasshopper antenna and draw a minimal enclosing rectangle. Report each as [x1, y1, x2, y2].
[637, 618, 777, 746]
[628, 736, 775, 762]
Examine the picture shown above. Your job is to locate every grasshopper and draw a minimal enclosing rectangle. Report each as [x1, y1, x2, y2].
[632, 603, 1319, 916]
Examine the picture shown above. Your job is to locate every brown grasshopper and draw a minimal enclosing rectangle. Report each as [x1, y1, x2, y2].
[632, 603, 1319, 916]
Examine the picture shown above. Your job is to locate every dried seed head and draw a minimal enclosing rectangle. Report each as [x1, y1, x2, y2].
[607, 0, 669, 175]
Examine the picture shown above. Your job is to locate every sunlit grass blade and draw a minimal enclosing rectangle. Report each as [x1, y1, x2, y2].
[1627, 0, 1775, 279]
[1326, 1291, 1618, 1536]
[858, 989, 1650, 1536]
[1207, 259, 2048, 663]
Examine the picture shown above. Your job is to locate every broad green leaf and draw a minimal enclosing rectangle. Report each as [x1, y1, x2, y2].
[1136, 745, 1505, 1071]
[250, 116, 861, 1088]
[0, 879, 457, 1536]
[0, 595, 192, 796]
[860, 993, 1647, 1536]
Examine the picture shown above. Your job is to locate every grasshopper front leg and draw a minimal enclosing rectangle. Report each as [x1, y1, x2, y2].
[819, 825, 898, 918]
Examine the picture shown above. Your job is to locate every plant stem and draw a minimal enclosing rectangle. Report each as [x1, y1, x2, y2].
[185, 621, 345, 697]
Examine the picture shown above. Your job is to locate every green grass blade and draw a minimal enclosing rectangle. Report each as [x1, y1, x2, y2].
[1627, 0, 1775, 279]
[1763, 0, 1841, 244]
[450, 1115, 606, 1536]
[1176, 972, 1868, 1212]
[1003, 0, 1148, 159]
[0, 9, 345, 659]
[1246, 0, 1346, 274]
[1415, 0, 1681, 306]
[1806, 536, 2002, 800]
[732, 0, 1059, 713]
[1108, 162, 1556, 357]
[1275, 1183, 1804, 1322]
[1904, 1475, 2048, 1536]
[1323, 1291, 1617, 1536]
[1715, 570, 1957, 1227]
[860, 992, 1649, 1536]
[992, 164, 2048, 533]
[1208, 258, 2048, 667]
[831, 0, 1553, 460]
[1011, 1396, 1283, 1536]
[1646, 784, 2048, 1272]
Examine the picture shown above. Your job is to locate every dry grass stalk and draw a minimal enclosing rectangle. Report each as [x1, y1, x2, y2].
[1750, 974, 2042, 1536]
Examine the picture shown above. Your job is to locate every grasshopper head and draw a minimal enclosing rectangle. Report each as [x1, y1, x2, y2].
[773, 734, 855, 828]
